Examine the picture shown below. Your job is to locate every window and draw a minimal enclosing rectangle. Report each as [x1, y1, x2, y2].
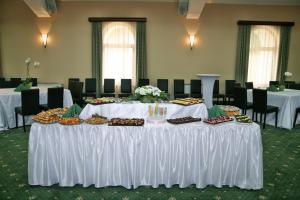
[247, 25, 280, 88]
[102, 22, 136, 91]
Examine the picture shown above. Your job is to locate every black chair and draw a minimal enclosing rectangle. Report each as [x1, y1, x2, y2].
[0, 81, 12, 88]
[213, 80, 225, 104]
[84, 78, 96, 98]
[138, 79, 149, 87]
[174, 79, 188, 99]
[245, 82, 253, 89]
[157, 79, 168, 93]
[233, 87, 252, 115]
[102, 79, 115, 97]
[119, 79, 132, 98]
[252, 89, 279, 129]
[68, 78, 80, 89]
[0, 78, 4, 82]
[269, 81, 279, 87]
[15, 89, 41, 132]
[69, 81, 84, 106]
[30, 78, 37, 87]
[10, 78, 22, 87]
[225, 80, 236, 104]
[190, 79, 202, 98]
[41, 87, 64, 110]
[294, 107, 300, 128]
[284, 81, 295, 89]
[289, 83, 300, 90]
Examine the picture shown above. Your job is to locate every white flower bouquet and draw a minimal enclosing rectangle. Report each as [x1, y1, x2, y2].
[25, 57, 40, 81]
[284, 71, 293, 78]
[129, 85, 169, 103]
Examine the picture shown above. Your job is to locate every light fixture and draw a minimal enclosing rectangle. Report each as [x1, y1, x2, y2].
[41, 34, 48, 48]
[189, 35, 196, 50]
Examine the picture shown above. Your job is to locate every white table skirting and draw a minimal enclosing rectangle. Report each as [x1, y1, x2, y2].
[80, 102, 208, 120]
[0, 86, 73, 131]
[28, 122, 263, 190]
[247, 89, 300, 129]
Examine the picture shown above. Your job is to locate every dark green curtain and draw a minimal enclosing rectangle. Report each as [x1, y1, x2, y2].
[277, 26, 291, 84]
[92, 22, 102, 97]
[235, 25, 251, 86]
[136, 22, 147, 81]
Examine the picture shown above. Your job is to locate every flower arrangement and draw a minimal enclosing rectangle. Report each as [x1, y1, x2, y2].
[25, 57, 40, 81]
[129, 85, 169, 103]
[284, 71, 293, 79]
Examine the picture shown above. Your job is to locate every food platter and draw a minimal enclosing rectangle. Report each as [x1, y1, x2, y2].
[85, 115, 108, 125]
[108, 118, 144, 126]
[218, 105, 240, 117]
[167, 116, 201, 125]
[235, 115, 252, 123]
[58, 117, 82, 125]
[85, 97, 115, 105]
[32, 108, 68, 124]
[170, 98, 203, 106]
[203, 116, 233, 125]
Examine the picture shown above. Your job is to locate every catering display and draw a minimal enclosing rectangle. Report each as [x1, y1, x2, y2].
[167, 116, 201, 124]
[108, 118, 144, 126]
[85, 114, 108, 125]
[203, 116, 233, 125]
[85, 97, 115, 105]
[235, 115, 252, 123]
[32, 108, 68, 124]
[170, 98, 203, 106]
[58, 117, 81, 125]
[218, 105, 240, 116]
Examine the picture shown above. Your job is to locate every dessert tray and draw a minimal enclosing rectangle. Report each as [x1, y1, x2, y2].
[170, 98, 203, 106]
[85, 114, 108, 125]
[85, 97, 115, 105]
[108, 118, 144, 126]
[32, 108, 68, 124]
[58, 117, 82, 125]
[234, 115, 252, 123]
[167, 116, 201, 125]
[203, 116, 233, 125]
[218, 105, 240, 117]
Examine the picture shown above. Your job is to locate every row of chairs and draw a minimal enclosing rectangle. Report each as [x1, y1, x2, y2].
[0, 78, 38, 88]
[245, 81, 298, 89]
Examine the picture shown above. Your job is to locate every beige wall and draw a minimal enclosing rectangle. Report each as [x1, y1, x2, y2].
[0, 0, 300, 93]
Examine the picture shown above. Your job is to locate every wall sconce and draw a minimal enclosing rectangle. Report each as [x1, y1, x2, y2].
[189, 35, 196, 50]
[41, 34, 48, 48]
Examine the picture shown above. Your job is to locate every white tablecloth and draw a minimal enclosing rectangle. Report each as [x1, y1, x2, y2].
[80, 102, 208, 120]
[28, 122, 263, 190]
[0, 86, 73, 131]
[247, 89, 300, 129]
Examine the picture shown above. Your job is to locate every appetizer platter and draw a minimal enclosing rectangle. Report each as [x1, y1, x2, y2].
[234, 115, 252, 123]
[218, 105, 240, 117]
[108, 118, 144, 126]
[203, 116, 233, 125]
[167, 116, 201, 125]
[32, 108, 68, 124]
[85, 114, 108, 125]
[170, 98, 203, 106]
[59, 117, 82, 125]
[85, 97, 115, 105]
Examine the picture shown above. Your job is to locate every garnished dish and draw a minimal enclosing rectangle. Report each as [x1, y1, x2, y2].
[170, 98, 203, 106]
[218, 105, 240, 117]
[59, 117, 81, 125]
[85, 97, 115, 105]
[167, 116, 201, 125]
[203, 116, 233, 125]
[32, 108, 68, 124]
[85, 114, 108, 125]
[108, 118, 144, 126]
[235, 115, 252, 123]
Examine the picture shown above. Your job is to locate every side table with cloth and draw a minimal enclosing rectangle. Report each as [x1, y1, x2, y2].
[0, 86, 73, 132]
[28, 122, 263, 190]
[247, 89, 300, 129]
[80, 102, 208, 120]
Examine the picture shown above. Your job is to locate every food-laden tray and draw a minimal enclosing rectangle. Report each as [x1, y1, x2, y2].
[85, 97, 115, 105]
[32, 108, 68, 124]
[234, 115, 252, 123]
[218, 105, 240, 117]
[108, 118, 144, 126]
[59, 117, 82, 125]
[85, 114, 108, 125]
[167, 116, 201, 124]
[203, 116, 233, 125]
[170, 98, 203, 106]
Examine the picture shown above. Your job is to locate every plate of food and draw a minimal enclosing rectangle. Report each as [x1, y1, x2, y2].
[85, 97, 115, 105]
[59, 117, 82, 125]
[234, 115, 252, 123]
[167, 116, 201, 125]
[170, 98, 203, 106]
[203, 116, 233, 125]
[32, 108, 68, 124]
[85, 114, 108, 125]
[108, 118, 144, 126]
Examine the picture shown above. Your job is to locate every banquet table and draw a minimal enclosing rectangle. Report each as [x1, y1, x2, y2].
[247, 89, 300, 129]
[28, 121, 263, 190]
[0, 86, 73, 131]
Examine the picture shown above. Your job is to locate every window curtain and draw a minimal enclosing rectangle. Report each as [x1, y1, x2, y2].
[92, 22, 102, 97]
[235, 25, 251, 86]
[136, 22, 147, 82]
[276, 26, 291, 84]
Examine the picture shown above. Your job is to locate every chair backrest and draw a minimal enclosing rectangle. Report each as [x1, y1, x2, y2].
[21, 89, 40, 115]
[269, 81, 279, 87]
[0, 81, 12, 88]
[289, 83, 300, 90]
[234, 87, 247, 109]
[0, 78, 4, 82]
[85, 78, 96, 93]
[138, 79, 149, 87]
[284, 81, 295, 89]
[213, 80, 219, 95]
[121, 79, 132, 93]
[10, 78, 22, 87]
[104, 79, 115, 93]
[69, 81, 83, 99]
[253, 88, 267, 113]
[31, 78, 37, 87]
[157, 79, 168, 93]
[48, 87, 64, 109]
[174, 79, 185, 94]
[225, 80, 236, 95]
[68, 78, 80, 89]
[245, 82, 253, 89]
[190, 79, 201, 94]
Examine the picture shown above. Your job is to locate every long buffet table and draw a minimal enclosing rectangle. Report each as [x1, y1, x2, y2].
[28, 103, 263, 190]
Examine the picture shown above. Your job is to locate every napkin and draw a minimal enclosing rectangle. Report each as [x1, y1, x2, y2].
[62, 104, 82, 118]
[208, 105, 226, 118]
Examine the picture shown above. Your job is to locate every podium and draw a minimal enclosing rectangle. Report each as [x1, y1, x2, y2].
[197, 74, 220, 108]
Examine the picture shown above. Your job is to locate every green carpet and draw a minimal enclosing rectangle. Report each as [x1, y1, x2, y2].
[0, 125, 300, 200]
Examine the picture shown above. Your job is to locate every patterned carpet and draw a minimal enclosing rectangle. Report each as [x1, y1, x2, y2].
[0, 125, 300, 200]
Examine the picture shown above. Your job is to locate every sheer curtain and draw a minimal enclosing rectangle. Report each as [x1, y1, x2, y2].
[102, 22, 136, 92]
[247, 25, 280, 88]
